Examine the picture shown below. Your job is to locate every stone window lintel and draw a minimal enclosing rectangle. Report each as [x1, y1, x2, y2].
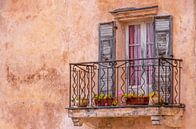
[110, 5, 158, 22]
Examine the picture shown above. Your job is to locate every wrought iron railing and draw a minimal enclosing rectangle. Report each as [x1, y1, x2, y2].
[69, 58, 183, 108]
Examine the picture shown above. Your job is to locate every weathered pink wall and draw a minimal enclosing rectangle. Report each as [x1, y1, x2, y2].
[0, 0, 195, 129]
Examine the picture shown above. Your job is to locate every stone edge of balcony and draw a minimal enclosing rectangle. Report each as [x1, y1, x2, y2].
[67, 105, 185, 127]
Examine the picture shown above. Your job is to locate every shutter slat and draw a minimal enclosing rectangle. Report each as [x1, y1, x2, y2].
[100, 25, 113, 37]
[155, 19, 170, 31]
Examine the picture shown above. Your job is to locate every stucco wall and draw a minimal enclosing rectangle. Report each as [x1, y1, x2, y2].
[0, 0, 195, 129]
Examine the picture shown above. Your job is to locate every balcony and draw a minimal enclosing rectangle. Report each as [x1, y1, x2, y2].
[67, 57, 185, 127]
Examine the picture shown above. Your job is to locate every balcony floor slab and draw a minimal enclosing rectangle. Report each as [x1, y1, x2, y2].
[68, 106, 185, 127]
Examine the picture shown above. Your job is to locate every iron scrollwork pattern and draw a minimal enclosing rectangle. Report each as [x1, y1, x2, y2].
[69, 58, 183, 108]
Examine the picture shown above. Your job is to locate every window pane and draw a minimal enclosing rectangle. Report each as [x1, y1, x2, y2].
[128, 25, 141, 86]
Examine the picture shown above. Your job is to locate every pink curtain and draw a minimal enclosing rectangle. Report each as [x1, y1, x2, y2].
[128, 23, 155, 93]
[146, 23, 154, 85]
[129, 25, 141, 85]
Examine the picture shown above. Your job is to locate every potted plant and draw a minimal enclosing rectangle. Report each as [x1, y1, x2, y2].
[123, 93, 149, 105]
[94, 93, 105, 106]
[72, 97, 89, 107]
[149, 91, 164, 105]
[94, 93, 117, 106]
[104, 94, 114, 106]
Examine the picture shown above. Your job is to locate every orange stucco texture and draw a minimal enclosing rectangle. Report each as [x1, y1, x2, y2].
[0, 0, 196, 129]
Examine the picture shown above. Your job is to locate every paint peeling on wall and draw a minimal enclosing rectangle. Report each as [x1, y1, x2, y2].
[6, 64, 59, 86]
[0, 0, 196, 129]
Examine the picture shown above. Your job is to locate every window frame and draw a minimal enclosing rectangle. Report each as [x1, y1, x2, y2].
[125, 20, 155, 95]
[125, 20, 154, 60]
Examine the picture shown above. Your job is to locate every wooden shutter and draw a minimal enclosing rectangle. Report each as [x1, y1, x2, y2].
[154, 15, 173, 57]
[99, 22, 116, 61]
[154, 16, 173, 104]
[98, 22, 116, 94]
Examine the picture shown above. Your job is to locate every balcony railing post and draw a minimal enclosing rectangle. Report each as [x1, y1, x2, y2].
[78, 70, 81, 106]
[158, 58, 161, 105]
[179, 61, 182, 104]
[112, 61, 116, 97]
[90, 66, 92, 107]
[69, 64, 72, 108]
[116, 63, 119, 105]
[164, 59, 167, 104]
[170, 59, 173, 104]
[86, 66, 90, 107]
[107, 66, 109, 97]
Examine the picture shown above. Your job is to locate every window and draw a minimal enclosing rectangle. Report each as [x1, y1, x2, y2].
[125, 16, 173, 101]
[98, 16, 173, 101]
[127, 22, 154, 88]
[126, 16, 173, 59]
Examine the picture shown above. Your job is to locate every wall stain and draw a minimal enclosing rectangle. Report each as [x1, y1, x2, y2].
[6, 64, 59, 86]
[5, 102, 62, 129]
[0, 0, 6, 10]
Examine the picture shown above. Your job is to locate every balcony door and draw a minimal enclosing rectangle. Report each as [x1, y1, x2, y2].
[127, 22, 155, 95]
[127, 16, 173, 103]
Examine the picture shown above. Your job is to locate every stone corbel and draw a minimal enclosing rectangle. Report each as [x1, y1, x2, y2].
[162, 113, 183, 128]
[151, 108, 184, 128]
[71, 118, 83, 126]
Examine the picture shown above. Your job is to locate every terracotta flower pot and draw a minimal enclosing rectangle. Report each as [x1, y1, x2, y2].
[77, 99, 89, 107]
[126, 97, 149, 105]
[94, 98, 114, 106]
[94, 99, 105, 106]
[149, 96, 164, 105]
[105, 98, 114, 106]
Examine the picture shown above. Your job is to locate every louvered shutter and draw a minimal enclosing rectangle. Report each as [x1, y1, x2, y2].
[155, 15, 173, 57]
[154, 16, 173, 104]
[99, 22, 116, 95]
[99, 22, 116, 61]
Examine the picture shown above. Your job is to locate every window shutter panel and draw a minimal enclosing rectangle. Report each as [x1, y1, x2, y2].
[99, 22, 116, 61]
[154, 15, 173, 57]
[154, 16, 173, 104]
[98, 22, 116, 95]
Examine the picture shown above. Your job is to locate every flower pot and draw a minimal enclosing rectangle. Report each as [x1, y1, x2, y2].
[149, 96, 164, 105]
[126, 97, 149, 105]
[77, 99, 89, 107]
[94, 99, 105, 106]
[94, 98, 114, 106]
[105, 98, 114, 106]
